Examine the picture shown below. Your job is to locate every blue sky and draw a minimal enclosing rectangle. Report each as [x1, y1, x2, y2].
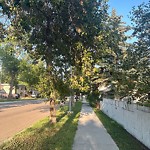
[108, 0, 149, 26]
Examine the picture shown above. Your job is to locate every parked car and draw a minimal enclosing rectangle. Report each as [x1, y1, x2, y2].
[13, 93, 20, 99]
[31, 92, 40, 98]
[31, 93, 37, 98]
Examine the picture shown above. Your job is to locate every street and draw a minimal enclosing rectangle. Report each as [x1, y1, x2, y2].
[0, 100, 49, 144]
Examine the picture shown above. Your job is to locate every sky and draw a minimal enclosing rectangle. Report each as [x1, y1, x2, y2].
[108, 0, 149, 26]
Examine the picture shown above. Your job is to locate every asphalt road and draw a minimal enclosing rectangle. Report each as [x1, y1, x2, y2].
[0, 100, 49, 144]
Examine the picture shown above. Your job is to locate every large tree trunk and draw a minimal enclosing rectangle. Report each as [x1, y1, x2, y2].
[8, 74, 15, 99]
[49, 98, 56, 124]
[46, 58, 57, 124]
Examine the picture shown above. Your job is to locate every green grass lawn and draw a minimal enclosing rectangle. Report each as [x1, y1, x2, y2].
[0, 101, 82, 150]
[95, 110, 149, 150]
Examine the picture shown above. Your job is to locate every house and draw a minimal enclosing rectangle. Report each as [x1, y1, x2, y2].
[16, 84, 27, 97]
[0, 84, 27, 98]
[0, 84, 15, 98]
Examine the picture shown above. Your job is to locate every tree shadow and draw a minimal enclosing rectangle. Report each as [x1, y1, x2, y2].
[39, 105, 81, 150]
[0, 102, 82, 150]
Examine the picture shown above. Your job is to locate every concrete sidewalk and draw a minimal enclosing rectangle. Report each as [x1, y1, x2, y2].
[72, 101, 119, 150]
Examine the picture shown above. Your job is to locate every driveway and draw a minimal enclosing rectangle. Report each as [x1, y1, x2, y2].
[0, 100, 49, 144]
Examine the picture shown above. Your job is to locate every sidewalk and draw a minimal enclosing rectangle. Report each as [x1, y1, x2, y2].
[72, 101, 119, 150]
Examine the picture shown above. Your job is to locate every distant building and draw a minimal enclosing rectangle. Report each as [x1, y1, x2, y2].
[0, 84, 27, 98]
[0, 84, 15, 97]
[16, 84, 27, 97]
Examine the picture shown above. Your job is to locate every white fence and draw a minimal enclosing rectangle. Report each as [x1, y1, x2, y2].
[100, 98, 150, 149]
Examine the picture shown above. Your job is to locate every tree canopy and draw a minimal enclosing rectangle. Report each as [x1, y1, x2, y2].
[0, 0, 149, 104]
[0, 0, 109, 98]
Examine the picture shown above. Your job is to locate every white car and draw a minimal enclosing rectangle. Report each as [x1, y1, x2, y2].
[31, 93, 36, 98]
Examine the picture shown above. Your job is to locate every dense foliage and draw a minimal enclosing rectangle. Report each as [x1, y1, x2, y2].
[0, 0, 149, 103]
[111, 2, 150, 101]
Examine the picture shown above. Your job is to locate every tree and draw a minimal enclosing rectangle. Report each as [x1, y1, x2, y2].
[0, 8, 5, 41]
[19, 56, 45, 89]
[130, 1, 150, 50]
[0, 22, 5, 40]
[106, 2, 150, 101]
[0, 44, 20, 98]
[67, 9, 130, 101]
[1, 0, 108, 122]
[90, 9, 130, 99]
[126, 1, 150, 101]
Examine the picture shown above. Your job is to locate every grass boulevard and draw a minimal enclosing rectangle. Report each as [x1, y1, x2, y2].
[0, 102, 82, 150]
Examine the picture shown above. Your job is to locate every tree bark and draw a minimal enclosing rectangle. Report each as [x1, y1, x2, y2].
[8, 74, 15, 99]
[46, 58, 57, 124]
[49, 98, 56, 124]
